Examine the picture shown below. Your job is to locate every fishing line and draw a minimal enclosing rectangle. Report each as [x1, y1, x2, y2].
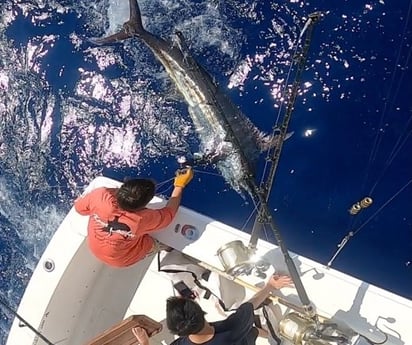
[386, 127, 412, 165]
[338, 1, 412, 255]
[261, 223, 271, 243]
[369, 127, 412, 195]
[361, 0, 412, 194]
[192, 169, 221, 177]
[258, 25, 303, 188]
[154, 168, 261, 234]
[328, 179, 412, 267]
[353, 179, 412, 236]
[367, 67, 412, 195]
[0, 297, 54, 345]
[155, 177, 174, 190]
[156, 184, 173, 196]
[155, 170, 220, 195]
[154, 177, 175, 196]
[239, 201, 260, 233]
[192, 168, 265, 233]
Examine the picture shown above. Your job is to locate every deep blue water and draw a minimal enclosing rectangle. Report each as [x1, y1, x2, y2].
[0, 0, 411, 342]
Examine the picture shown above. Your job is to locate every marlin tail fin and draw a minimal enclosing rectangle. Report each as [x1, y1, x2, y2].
[90, 0, 145, 45]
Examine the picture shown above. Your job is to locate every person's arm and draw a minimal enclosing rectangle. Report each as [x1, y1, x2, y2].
[137, 168, 194, 232]
[247, 275, 293, 309]
[132, 327, 179, 345]
[165, 186, 184, 215]
[165, 167, 194, 214]
[73, 188, 99, 215]
[247, 285, 273, 310]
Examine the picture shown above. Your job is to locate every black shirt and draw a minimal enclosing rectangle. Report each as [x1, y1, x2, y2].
[170, 302, 258, 345]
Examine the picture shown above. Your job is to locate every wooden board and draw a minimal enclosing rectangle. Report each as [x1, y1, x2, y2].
[85, 315, 162, 345]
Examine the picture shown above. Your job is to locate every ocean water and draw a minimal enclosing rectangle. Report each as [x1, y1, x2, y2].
[0, 0, 411, 342]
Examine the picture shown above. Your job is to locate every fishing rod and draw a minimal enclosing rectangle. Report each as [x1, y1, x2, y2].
[0, 296, 55, 345]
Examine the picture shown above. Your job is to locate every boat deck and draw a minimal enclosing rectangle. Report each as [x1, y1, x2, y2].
[6, 177, 412, 345]
[123, 251, 271, 345]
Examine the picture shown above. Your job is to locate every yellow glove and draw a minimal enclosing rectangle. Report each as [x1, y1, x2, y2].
[174, 167, 194, 188]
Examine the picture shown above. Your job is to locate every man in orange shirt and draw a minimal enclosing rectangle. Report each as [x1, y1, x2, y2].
[74, 168, 194, 267]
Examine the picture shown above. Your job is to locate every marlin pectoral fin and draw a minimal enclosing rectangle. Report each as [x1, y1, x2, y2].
[257, 131, 294, 151]
[284, 131, 294, 141]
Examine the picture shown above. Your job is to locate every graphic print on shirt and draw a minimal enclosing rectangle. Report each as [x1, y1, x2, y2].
[93, 214, 135, 238]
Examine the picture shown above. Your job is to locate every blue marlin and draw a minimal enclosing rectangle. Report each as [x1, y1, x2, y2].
[92, 0, 287, 195]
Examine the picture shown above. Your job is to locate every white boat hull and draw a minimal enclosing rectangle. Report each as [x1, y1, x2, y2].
[6, 177, 412, 345]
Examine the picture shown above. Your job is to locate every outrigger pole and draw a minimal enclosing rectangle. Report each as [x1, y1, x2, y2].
[249, 11, 323, 245]
[246, 12, 323, 316]
[189, 12, 322, 316]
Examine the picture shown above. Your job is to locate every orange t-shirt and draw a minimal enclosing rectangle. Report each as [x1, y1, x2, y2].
[74, 187, 175, 267]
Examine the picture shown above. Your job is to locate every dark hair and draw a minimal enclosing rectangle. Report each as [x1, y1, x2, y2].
[116, 179, 155, 211]
[166, 297, 206, 336]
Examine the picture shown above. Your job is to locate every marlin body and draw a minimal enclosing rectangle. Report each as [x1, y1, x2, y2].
[93, 0, 279, 194]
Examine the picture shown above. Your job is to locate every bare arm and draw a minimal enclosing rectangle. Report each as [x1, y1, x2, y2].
[247, 275, 294, 310]
[247, 285, 273, 310]
[165, 167, 193, 214]
[165, 186, 183, 214]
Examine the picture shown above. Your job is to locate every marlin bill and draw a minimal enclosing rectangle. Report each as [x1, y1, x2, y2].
[91, 0, 289, 195]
